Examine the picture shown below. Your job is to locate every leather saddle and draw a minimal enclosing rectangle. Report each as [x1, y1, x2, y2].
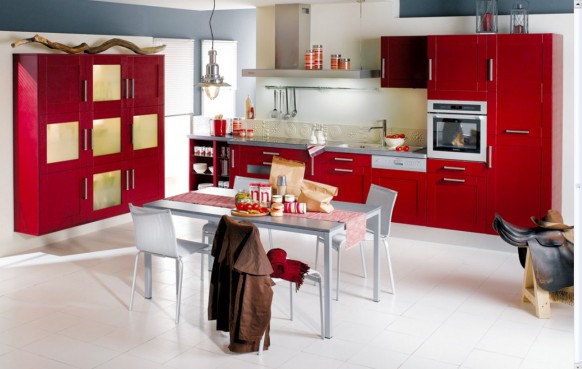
[493, 214, 574, 292]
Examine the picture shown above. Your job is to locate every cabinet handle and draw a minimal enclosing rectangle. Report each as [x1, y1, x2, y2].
[125, 170, 130, 190]
[231, 149, 235, 168]
[334, 157, 354, 162]
[334, 168, 353, 173]
[262, 151, 280, 156]
[443, 177, 465, 183]
[131, 79, 135, 99]
[487, 59, 494, 81]
[505, 129, 530, 135]
[262, 162, 273, 166]
[124, 79, 129, 99]
[82, 80, 87, 102]
[83, 129, 88, 151]
[381, 58, 386, 79]
[83, 178, 88, 199]
[428, 59, 432, 81]
[488, 146, 493, 169]
[131, 169, 135, 189]
[443, 166, 465, 171]
[311, 157, 315, 177]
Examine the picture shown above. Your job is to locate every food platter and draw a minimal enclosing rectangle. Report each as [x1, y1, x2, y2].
[231, 209, 270, 217]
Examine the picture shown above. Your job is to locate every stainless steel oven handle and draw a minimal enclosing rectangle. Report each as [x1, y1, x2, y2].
[443, 166, 465, 171]
[505, 129, 530, 134]
[443, 178, 465, 183]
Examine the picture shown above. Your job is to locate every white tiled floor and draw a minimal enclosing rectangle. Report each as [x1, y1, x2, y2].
[0, 218, 574, 369]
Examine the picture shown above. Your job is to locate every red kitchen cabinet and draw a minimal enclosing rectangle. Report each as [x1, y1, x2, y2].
[427, 35, 489, 101]
[14, 54, 165, 235]
[380, 36, 428, 88]
[189, 138, 230, 190]
[427, 159, 488, 233]
[316, 152, 371, 203]
[371, 168, 427, 226]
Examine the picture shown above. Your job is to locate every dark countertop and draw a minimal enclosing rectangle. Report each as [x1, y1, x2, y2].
[187, 134, 427, 159]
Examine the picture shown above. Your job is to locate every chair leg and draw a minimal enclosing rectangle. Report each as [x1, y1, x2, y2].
[129, 252, 141, 311]
[268, 229, 274, 249]
[359, 241, 367, 279]
[175, 258, 184, 324]
[311, 271, 324, 339]
[383, 238, 396, 295]
[289, 281, 294, 321]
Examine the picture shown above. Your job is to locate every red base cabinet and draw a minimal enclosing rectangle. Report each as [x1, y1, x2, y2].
[316, 152, 371, 204]
[14, 54, 165, 236]
[371, 169, 427, 225]
[427, 159, 488, 233]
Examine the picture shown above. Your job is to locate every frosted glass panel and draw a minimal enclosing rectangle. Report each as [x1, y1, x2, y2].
[93, 65, 121, 102]
[93, 170, 121, 211]
[133, 114, 158, 150]
[93, 117, 121, 157]
[47, 121, 79, 164]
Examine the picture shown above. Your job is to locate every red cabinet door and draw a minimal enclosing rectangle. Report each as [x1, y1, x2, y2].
[495, 34, 544, 138]
[427, 172, 487, 233]
[129, 55, 164, 108]
[317, 152, 370, 204]
[129, 105, 164, 159]
[428, 35, 488, 100]
[88, 162, 129, 222]
[38, 54, 89, 115]
[380, 36, 428, 88]
[371, 169, 427, 226]
[128, 155, 165, 206]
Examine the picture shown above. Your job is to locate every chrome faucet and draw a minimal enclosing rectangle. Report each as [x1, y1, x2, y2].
[369, 119, 387, 145]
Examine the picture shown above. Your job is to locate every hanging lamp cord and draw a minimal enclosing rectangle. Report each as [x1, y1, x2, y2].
[209, 0, 215, 51]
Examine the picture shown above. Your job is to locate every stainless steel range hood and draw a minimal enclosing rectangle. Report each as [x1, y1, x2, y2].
[242, 4, 380, 79]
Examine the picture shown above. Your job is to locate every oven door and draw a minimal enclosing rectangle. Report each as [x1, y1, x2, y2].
[427, 113, 487, 162]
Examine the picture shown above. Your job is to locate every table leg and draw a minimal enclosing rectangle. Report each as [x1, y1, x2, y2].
[372, 213, 381, 302]
[144, 253, 152, 299]
[322, 233, 333, 338]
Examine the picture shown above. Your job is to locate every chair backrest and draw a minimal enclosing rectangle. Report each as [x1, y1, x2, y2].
[365, 184, 398, 237]
[129, 203, 179, 258]
[233, 176, 269, 191]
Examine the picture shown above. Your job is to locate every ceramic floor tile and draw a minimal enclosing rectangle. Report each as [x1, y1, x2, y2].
[94, 353, 168, 369]
[278, 351, 346, 369]
[399, 356, 460, 369]
[347, 345, 409, 369]
[476, 320, 543, 358]
[0, 349, 79, 369]
[460, 349, 522, 369]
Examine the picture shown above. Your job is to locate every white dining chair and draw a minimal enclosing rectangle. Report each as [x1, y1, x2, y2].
[128, 203, 211, 324]
[202, 176, 273, 247]
[314, 184, 398, 300]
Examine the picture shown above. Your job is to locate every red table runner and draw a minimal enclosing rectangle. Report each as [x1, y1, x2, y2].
[165, 191, 366, 249]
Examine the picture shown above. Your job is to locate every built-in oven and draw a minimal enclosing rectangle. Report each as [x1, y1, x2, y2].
[427, 100, 488, 163]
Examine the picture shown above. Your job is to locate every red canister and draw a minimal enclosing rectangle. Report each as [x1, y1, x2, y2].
[304, 50, 315, 70]
[313, 44, 323, 70]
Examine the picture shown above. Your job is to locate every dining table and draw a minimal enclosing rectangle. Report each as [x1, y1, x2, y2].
[143, 187, 382, 339]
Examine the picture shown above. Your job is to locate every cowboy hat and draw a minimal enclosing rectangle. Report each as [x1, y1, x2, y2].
[531, 209, 574, 230]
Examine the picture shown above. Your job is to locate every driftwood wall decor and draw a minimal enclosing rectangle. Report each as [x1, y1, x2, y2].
[11, 34, 165, 55]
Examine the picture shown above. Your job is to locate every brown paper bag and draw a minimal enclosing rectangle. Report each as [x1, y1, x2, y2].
[298, 179, 338, 213]
[269, 156, 305, 196]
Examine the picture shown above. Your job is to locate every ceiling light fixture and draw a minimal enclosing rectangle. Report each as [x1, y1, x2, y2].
[197, 0, 230, 100]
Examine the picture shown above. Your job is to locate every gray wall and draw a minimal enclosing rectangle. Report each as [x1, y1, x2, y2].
[400, 0, 573, 17]
[1, 0, 256, 116]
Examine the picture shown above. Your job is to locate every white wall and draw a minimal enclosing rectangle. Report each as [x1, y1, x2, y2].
[1, 31, 154, 257]
[254, 3, 575, 223]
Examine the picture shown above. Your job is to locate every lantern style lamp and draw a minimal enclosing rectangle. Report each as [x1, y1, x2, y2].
[476, 0, 498, 33]
[196, 0, 230, 100]
[510, 1, 529, 34]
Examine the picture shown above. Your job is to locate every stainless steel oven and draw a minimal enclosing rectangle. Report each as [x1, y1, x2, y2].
[427, 100, 488, 163]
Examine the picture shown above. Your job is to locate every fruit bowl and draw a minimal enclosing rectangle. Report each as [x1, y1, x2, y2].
[384, 137, 405, 149]
[193, 163, 208, 174]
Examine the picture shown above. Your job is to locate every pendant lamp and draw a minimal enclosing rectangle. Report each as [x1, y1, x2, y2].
[197, 0, 230, 100]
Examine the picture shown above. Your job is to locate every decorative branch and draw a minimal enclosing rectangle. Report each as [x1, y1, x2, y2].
[11, 34, 166, 55]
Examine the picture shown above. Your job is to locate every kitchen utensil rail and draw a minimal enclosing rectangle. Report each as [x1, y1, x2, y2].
[264, 85, 380, 91]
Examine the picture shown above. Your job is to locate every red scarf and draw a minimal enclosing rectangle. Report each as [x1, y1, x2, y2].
[267, 248, 309, 291]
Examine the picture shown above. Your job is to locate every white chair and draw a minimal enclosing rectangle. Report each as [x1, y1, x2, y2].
[315, 184, 397, 300]
[202, 176, 273, 247]
[128, 203, 211, 324]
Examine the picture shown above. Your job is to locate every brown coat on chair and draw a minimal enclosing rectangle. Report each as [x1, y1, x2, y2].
[208, 215, 274, 353]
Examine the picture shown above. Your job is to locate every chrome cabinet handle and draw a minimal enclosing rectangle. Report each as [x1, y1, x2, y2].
[443, 166, 466, 171]
[131, 169, 135, 189]
[231, 149, 235, 168]
[83, 178, 88, 199]
[262, 162, 273, 166]
[125, 79, 129, 99]
[82, 80, 87, 102]
[83, 129, 88, 151]
[443, 178, 465, 183]
[311, 157, 315, 177]
[131, 79, 135, 99]
[505, 129, 530, 134]
[381, 58, 386, 79]
[428, 59, 432, 80]
[487, 59, 494, 81]
[334, 157, 354, 162]
[262, 151, 280, 156]
[125, 170, 130, 190]
[334, 168, 353, 173]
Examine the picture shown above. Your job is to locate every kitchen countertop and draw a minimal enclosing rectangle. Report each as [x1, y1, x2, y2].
[187, 134, 427, 159]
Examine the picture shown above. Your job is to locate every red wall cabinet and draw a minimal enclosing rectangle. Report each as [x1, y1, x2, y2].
[426, 159, 489, 233]
[427, 35, 489, 101]
[14, 54, 165, 235]
[371, 168, 427, 226]
[380, 36, 428, 88]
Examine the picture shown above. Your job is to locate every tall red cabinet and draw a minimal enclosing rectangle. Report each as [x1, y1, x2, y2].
[14, 54, 165, 235]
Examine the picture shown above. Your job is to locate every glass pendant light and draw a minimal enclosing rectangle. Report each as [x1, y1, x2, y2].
[196, 0, 230, 100]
